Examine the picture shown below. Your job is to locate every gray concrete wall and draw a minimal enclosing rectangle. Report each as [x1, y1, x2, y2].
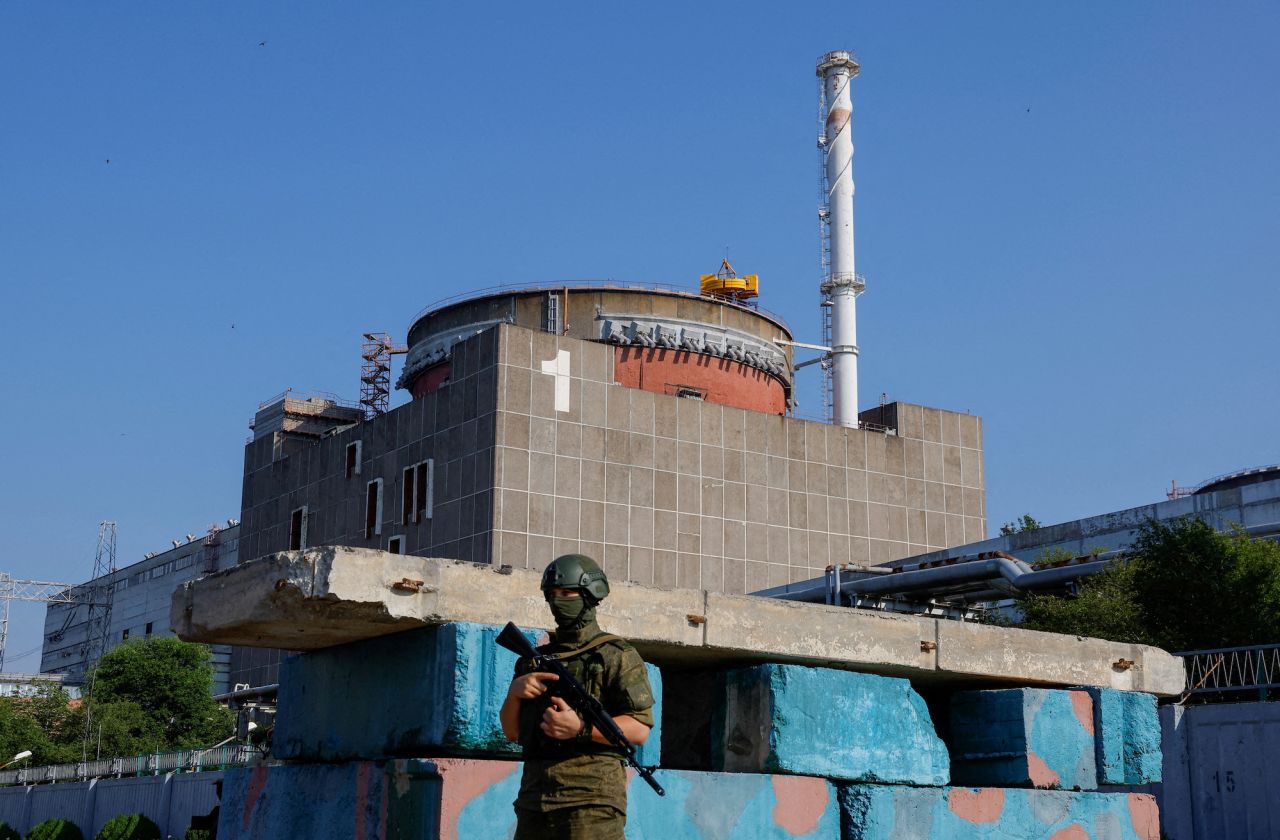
[1154, 701, 1280, 840]
[0, 771, 222, 837]
[489, 324, 986, 591]
[238, 328, 500, 565]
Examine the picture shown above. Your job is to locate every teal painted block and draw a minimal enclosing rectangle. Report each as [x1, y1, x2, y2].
[950, 689, 1097, 791]
[1082, 688, 1161, 785]
[221, 759, 839, 839]
[838, 784, 1160, 840]
[275, 622, 662, 765]
[712, 664, 949, 785]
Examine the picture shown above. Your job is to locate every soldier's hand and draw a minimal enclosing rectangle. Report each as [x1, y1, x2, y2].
[540, 696, 584, 740]
[508, 671, 559, 700]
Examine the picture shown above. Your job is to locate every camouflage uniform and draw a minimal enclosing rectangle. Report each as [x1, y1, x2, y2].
[512, 628, 655, 840]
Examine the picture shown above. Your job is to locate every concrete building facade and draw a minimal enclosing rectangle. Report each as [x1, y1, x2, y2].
[238, 321, 987, 593]
[895, 472, 1280, 568]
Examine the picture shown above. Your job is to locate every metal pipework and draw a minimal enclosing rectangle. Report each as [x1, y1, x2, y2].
[817, 50, 864, 428]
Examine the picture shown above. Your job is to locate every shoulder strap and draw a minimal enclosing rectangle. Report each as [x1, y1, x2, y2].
[541, 633, 624, 662]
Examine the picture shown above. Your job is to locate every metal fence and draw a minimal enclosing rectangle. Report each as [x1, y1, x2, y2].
[0, 744, 255, 787]
[1180, 642, 1280, 696]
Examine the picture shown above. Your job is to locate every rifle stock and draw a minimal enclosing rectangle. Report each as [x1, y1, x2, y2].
[497, 621, 665, 796]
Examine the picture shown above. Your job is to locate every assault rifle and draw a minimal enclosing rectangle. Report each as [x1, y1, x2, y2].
[496, 621, 665, 796]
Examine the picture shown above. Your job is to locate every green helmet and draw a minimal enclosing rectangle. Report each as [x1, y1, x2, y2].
[541, 554, 610, 604]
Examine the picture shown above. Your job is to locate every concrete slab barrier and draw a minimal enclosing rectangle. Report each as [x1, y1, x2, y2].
[713, 663, 949, 785]
[838, 784, 1160, 840]
[274, 622, 662, 766]
[950, 688, 1097, 791]
[1081, 687, 1161, 785]
[173, 547, 1187, 696]
[219, 758, 840, 839]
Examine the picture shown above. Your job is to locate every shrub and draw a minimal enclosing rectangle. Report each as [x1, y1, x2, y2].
[0, 821, 18, 840]
[24, 819, 84, 840]
[183, 830, 211, 840]
[93, 814, 160, 840]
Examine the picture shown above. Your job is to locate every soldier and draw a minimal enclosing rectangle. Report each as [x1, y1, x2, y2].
[499, 554, 655, 840]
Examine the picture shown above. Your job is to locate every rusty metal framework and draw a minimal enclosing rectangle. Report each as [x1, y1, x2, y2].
[360, 332, 408, 418]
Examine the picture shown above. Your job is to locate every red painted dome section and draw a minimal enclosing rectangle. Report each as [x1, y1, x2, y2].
[410, 362, 452, 397]
[613, 347, 787, 415]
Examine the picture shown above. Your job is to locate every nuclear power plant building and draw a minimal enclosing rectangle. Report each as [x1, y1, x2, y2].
[238, 286, 987, 599]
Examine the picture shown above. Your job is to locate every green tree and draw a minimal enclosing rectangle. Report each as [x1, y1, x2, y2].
[94, 813, 161, 840]
[1129, 519, 1280, 651]
[0, 685, 76, 765]
[1016, 560, 1149, 643]
[84, 637, 233, 750]
[25, 819, 84, 840]
[1000, 514, 1042, 536]
[1014, 518, 1280, 651]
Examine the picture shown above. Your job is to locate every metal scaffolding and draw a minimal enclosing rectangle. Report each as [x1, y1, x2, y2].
[0, 574, 78, 672]
[359, 332, 408, 418]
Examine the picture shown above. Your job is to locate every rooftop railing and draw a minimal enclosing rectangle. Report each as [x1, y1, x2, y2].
[406, 279, 793, 334]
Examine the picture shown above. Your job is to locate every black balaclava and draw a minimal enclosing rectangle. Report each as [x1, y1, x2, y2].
[548, 592, 599, 644]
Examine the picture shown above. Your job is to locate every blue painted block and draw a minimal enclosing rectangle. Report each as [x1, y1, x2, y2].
[838, 784, 1160, 839]
[219, 763, 389, 840]
[274, 622, 662, 765]
[950, 688, 1097, 791]
[220, 758, 840, 840]
[1081, 688, 1161, 785]
[712, 664, 949, 785]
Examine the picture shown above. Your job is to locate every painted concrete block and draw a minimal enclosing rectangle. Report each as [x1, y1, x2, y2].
[950, 688, 1097, 790]
[274, 622, 662, 765]
[1081, 688, 1161, 785]
[713, 663, 949, 785]
[219, 758, 840, 839]
[838, 785, 1160, 840]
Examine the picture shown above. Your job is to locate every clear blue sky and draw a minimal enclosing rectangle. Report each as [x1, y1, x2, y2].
[2, 2, 1278, 667]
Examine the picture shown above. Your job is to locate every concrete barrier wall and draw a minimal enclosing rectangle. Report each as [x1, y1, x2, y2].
[0, 772, 221, 837]
[713, 663, 949, 784]
[275, 622, 662, 767]
[1083, 687, 1161, 785]
[839, 785, 1160, 840]
[217, 758, 1165, 840]
[950, 688, 1098, 790]
[220, 758, 842, 840]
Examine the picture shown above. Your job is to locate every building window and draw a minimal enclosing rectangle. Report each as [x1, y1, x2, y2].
[365, 478, 384, 539]
[402, 466, 415, 526]
[145, 622, 153, 638]
[387, 535, 404, 555]
[415, 459, 434, 522]
[121, 629, 130, 640]
[346, 441, 362, 479]
[400, 460, 435, 524]
[289, 506, 308, 551]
